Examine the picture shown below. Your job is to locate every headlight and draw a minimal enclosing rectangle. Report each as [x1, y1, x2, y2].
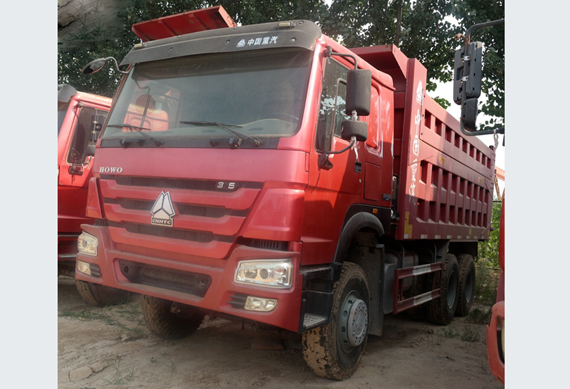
[77, 232, 98, 256]
[235, 259, 293, 288]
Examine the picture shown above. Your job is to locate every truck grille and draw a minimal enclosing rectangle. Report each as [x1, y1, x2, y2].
[99, 175, 263, 259]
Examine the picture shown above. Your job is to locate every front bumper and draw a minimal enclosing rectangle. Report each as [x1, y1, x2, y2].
[75, 223, 304, 332]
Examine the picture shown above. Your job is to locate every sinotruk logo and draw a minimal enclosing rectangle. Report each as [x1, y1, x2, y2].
[151, 192, 175, 227]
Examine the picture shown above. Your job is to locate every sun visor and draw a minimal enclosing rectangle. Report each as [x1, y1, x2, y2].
[132, 6, 236, 42]
[120, 20, 321, 66]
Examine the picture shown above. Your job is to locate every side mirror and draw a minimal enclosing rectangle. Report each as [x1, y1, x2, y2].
[464, 42, 483, 98]
[454, 41, 482, 132]
[461, 98, 478, 130]
[341, 120, 368, 142]
[82, 57, 129, 75]
[82, 58, 107, 74]
[86, 145, 96, 157]
[345, 69, 371, 116]
[68, 165, 84, 176]
[453, 41, 483, 104]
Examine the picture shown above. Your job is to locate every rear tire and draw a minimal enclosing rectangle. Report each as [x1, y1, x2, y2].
[302, 262, 370, 380]
[455, 254, 476, 316]
[142, 295, 204, 340]
[75, 280, 130, 307]
[427, 254, 459, 325]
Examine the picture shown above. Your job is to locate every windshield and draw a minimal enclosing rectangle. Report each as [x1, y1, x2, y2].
[101, 48, 312, 148]
[58, 101, 70, 134]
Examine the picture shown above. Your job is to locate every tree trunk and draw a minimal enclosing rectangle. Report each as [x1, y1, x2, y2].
[395, 0, 403, 46]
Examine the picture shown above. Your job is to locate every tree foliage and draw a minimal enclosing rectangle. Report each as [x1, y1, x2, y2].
[58, 0, 504, 128]
[323, 1, 459, 95]
[478, 200, 502, 268]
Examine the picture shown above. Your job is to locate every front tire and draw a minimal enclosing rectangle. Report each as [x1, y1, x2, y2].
[142, 295, 204, 340]
[427, 254, 459, 325]
[302, 262, 370, 380]
[75, 280, 130, 307]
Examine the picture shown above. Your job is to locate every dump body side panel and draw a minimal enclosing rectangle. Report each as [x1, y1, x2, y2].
[408, 95, 494, 241]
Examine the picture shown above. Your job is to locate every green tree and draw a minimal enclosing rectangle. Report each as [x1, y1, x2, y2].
[322, 1, 461, 108]
[58, 0, 504, 127]
[58, 0, 329, 96]
[478, 200, 502, 268]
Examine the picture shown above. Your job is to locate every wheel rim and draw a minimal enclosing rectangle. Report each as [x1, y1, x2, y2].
[339, 291, 368, 352]
[447, 271, 458, 310]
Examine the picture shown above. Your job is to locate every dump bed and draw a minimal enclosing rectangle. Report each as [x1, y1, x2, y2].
[352, 45, 495, 242]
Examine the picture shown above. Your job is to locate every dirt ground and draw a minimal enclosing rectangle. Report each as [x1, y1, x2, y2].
[58, 276, 503, 388]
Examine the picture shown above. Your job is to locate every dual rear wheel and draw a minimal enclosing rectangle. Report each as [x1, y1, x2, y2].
[456, 254, 476, 317]
[427, 253, 476, 324]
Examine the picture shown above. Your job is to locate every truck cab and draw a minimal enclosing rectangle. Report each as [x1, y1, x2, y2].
[57, 85, 111, 275]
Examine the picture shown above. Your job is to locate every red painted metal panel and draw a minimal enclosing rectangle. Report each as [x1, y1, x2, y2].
[109, 226, 232, 259]
[91, 147, 307, 261]
[85, 177, 103, 219]
[396, 58, 427, 240]
[132, 6, 236, 42]
[99, 180, 260, 211]
[104, 203, 245, 236]
[486, 301, 505, 383]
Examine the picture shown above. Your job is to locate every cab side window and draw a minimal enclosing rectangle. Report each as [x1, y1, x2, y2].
[315, 58, 351, 152]
[67, 107, 108, 164]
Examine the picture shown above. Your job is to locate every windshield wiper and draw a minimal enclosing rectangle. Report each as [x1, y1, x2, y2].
[180, 121, 263, 147]
[107, 123, 164, 147]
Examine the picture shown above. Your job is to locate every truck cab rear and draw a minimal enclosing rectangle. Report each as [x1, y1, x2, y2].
[76, 11, 494, 380]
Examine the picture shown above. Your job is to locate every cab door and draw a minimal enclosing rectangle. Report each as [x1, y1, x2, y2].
[302, 57, 365, 265]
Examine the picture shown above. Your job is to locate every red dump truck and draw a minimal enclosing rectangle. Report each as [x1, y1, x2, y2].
[76, 7, 494, 379]
[58, 85, 130, 305]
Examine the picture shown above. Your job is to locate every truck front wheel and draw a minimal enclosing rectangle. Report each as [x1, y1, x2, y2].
[302, 262, 370, 380]
[427, 254, 459, 325]
[455, 254, 476, 316]
[75, 280, 130, 307]
[142, 295, 204, 340]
